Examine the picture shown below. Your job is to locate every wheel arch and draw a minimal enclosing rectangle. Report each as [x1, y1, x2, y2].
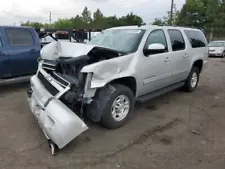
[192, 59, 203, 73]
[109, 76, 137, 97]
[86, 76, 137, 123]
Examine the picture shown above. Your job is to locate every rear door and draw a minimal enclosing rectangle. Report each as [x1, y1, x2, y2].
[166, 29, 188, 83]
[3, 28, 40, 77]
[0, 29, 10, 78]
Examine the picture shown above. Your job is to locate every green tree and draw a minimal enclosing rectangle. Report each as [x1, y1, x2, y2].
[152, 18, 166, 26]
[105, 16, 119, 27]
[20, 7, 145, 29]
[175, 0, 221, 28]
[92, 9, 107, 28]
[70, 15, 87, 29]
[119, 12, 143, 26]
[81, 7, 92, 23]
[93, 9, 104, 20]
[152, 11, 172, 26]
[54, 19, 73, 29]
[174, 0, 222, 40]
[21, 21, 43, 29]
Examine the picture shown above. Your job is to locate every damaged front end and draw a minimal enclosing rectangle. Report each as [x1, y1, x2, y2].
[27, 41, 126, 154]
[27, 67, 89, 155]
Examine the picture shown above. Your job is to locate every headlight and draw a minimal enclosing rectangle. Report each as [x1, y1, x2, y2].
[84, 73, 93, 91]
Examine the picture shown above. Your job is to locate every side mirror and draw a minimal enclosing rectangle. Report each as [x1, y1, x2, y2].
[143, 43, 166, 56]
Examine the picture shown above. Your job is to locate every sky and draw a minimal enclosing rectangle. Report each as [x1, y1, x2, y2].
[0, 0, 186, 26]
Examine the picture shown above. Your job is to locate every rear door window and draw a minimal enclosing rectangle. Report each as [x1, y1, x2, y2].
[5, 29, 34, 47]
[184, 30, 207, 48]
[168, 29, 185, 51]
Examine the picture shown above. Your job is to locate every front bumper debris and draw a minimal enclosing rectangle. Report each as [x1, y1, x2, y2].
[27, 70, 88, 154]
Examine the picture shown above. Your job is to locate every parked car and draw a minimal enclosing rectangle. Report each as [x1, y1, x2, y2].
[208, 40, 225, 57]
[27, 25, 208, 155]
[0, 26, 41, 84]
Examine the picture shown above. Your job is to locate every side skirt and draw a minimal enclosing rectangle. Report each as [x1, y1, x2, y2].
[136, 82, 185, 103]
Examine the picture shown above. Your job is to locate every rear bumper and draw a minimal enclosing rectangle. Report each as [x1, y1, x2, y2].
[27, 73, 88, 149]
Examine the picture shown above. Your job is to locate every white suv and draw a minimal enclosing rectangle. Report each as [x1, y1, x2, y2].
[27, 25, 208, 154]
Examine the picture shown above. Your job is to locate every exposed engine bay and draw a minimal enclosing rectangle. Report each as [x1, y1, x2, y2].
[40, 43, 127, 118]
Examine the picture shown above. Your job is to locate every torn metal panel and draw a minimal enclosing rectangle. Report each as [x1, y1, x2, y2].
[39, 41, 136, 90]
[28, 75, 88, 149]
[81, 53, 136, 88]
[40, 41, 94, 60]
[40, 41, 124, 61]
[83, 73, 96, 98]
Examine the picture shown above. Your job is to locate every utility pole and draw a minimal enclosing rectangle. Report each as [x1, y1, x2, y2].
[49, 12, 52, 25]
[170, 0, 174, 25]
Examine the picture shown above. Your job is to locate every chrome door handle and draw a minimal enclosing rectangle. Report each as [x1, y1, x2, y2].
[29, 49, 36, 53]
[183, 54, 188, 58]
[164, 57, 171, 62]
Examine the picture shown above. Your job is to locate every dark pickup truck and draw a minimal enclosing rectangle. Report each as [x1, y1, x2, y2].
[0, 26, 41, 84]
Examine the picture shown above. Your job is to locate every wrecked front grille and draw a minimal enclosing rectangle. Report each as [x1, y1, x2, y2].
[42, 60, 58, 71]
[37, 72, 59, 96]
[51, 72, 70, 87]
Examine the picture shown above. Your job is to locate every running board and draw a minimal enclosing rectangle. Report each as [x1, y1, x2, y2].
[0, 75, 33, 85]
[136, 82, 185, 103]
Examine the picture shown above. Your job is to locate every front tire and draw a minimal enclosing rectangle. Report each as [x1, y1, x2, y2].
[100, 84, 135, 129]
[183, 67, 200, 92]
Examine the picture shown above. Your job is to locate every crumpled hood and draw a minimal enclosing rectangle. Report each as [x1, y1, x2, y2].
[40, 41, 97, 60]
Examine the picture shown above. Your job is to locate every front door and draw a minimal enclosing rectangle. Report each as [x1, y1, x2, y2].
[4, 28, 40, 77]
[0, 29, 10, 78]
[137, 29, 175, 97]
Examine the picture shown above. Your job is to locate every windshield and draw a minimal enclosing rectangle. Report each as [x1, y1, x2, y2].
[88, 29, 146, 53]
[209, 41, 225, 47]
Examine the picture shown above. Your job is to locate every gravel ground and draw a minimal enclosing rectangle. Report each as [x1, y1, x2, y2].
[0, 58, 225, 169]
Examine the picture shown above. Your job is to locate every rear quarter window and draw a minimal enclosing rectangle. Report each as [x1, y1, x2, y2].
[184, 30, 207, 48]
[5, 29, 34, 47]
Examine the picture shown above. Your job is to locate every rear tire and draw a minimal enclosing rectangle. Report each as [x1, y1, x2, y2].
[183, 67, 200, 92]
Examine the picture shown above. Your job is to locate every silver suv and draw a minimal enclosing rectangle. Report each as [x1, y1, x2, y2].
[27, 25, 208, 154]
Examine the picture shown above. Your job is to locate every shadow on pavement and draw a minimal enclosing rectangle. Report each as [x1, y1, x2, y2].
[0, 82, 29, 94]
